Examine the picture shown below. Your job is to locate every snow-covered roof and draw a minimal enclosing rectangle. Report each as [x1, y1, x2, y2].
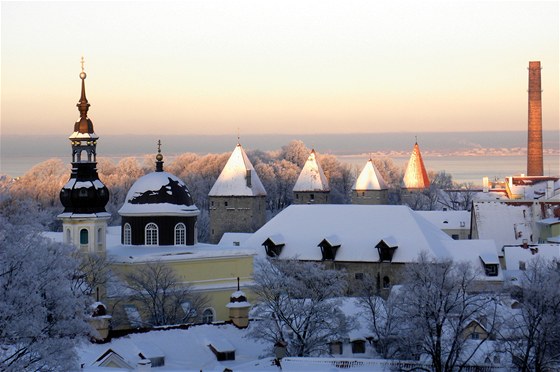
[506, 176, 560, 200]
[416, 210, 471, 230]
[103, 227, 255, 264]
[402, 142, 430, 189]
[502, 244, 560, 282]
[293, 150, 330, 192]
[353, 159, 387, 191]
[69, 131, 98, 140]
[78, 324, 268, 371]
[472, 201, 560, 250]
[118, 171, 199, 217]
[218, 232, 253, 247]
[243, 205, 494, 264]
[208, 144, 266, 197]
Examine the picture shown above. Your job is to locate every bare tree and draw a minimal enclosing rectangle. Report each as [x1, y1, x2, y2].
[394, 253, 498, 371]
[248, 258, 353, 357]
[499, 258, 560, 371]
[125, 261, 207, 326]
[0, 219, 90, 371]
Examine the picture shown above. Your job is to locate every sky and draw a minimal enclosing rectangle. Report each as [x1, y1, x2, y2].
[1, 1, 558, 136]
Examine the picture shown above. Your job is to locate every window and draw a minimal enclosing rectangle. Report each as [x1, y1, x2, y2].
[175, 223, 186, 245]
[452, 234, 459, 240]
[310, 193, 315, 201]
[80, 229, 89, 244]
[519, 261, 526, 271]
[97, 228, 103, 244]
[145, 223, 158, 245]
[484, 264, 498, 277]
[329, 341, 343, 355]
[202, 308, 214, 324]
[123, 223, 131, 245]
[351, 340, 366, 354]
[66, 229, 72, 244]
[470, 332, 480, 340]
[355, 272, 364, 280]
[382, 276, 390, 289]
[224, 201, 228, 207]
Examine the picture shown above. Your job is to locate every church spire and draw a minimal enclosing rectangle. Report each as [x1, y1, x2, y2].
[74, 57, 94, 134]
[155, 140, 164, 172]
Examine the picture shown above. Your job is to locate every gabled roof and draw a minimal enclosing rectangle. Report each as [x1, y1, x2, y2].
[353, 159, 388, 191]
[293, 150, 330, 192]
[403, 142, 430, 189]
[209, 144, 267, 197]
[243, 205, 454, 263]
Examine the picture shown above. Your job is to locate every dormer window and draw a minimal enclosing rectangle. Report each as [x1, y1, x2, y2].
[375, 237, 398, 262]
[479, 253, 500, 277]
[263, 234, 285, 257]
[318, 235, 341, 261]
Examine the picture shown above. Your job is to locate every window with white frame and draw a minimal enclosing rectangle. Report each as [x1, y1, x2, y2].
[145, 223, 158, 245]
[175, 223, 186, 245]
[123, 223, 132, 245]
[202, 308, 214, 324]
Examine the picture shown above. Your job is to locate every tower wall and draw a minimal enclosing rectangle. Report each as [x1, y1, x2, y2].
[527, 61, 543, 176]
[61, 216, 109, 255]
[293, 191, 329, 205]
[209, 195, 266, 244]
[351, 189, 388, 205]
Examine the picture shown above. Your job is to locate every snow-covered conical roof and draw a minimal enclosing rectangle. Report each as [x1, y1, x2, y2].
[293, 149, 330, 192]
[353, 159, 388, 191]
[403, 142, 430, 189]
[208, 143, 267, 197]
[118, 171, 199, 216]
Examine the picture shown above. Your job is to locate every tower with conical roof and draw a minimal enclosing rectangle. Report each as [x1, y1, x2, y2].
[293, 149, 330, 204]
[402, 142, 430, 190]
[59, 58, 110, 255]
[352, 158, 388, 205]
[208, 142, 267, 244]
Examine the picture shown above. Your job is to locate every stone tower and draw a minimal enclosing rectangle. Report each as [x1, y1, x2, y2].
[352, 158, 388, 205]
[527, 61, 543, 176]
[402, 142, 430, 190]
[59, 59, 110, 255]
[293, 149, 330, 204]
[208, 143, 267, 244]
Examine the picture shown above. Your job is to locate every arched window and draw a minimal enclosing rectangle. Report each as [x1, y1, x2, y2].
[80, 229, 89, 244]
[175, 223, 186, 245]
[123, 223, 132, 245]
[97, 228, 103, 244]
[382, 276, 390, 289]
[66, 229, 72, 244]
[202, 308, 214, 324]
[145, 223, 158, 245]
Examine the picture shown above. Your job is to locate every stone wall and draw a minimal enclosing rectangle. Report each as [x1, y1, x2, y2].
[209, 195, 266, 244]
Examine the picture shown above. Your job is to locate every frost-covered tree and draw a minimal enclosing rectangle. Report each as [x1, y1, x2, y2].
[0, 219, 90, 371]
[499, 258, 560, 371]
[249, 258, 352, 357]
[124, 261, 207, 326]
[394, 253, 498, 371]
[280, 140, 310, 168]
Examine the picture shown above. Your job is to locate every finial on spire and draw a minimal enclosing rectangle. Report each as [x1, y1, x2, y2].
[415, 135, 418, 144]
[155, 139, 164, 172]
[237, 128, 240, 145]
[76, 57, 91, 124]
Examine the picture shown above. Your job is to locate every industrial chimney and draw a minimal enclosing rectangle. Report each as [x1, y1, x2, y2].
[527, 61, 543, 176]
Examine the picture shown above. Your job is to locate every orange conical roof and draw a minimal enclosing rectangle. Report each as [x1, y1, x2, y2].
[403, 142, 430, 189]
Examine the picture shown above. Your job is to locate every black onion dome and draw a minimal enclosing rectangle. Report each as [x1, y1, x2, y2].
[118, 171, 199, 216]
[60, 163, 109, 214]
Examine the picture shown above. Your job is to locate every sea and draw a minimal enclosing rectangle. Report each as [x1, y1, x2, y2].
[1, 131, 559, 186]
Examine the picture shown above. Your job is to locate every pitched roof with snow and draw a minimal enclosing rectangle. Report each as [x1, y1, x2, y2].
[293, 150, 330, 192]
[353, 159, 387, 191]
[242, 205, 494, 264]
[118, 171, 199, 217]
[416, 210, 471, 230]
[208, 144, 267, 197]
[402, 142, 430, 189]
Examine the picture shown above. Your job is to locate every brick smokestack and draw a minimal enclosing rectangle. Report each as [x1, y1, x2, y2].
[527, 61, 543, 176]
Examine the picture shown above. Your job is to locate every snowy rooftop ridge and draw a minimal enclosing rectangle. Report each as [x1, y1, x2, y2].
[403, 142, 430, 189]
[353, 158, 388, 191]
[293, 149, 330, 192]
[208, 143, 267, 197]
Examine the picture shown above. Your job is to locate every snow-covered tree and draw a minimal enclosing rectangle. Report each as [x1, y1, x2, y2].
[248, 258, 353, 357]
[124, 261, 207, 326]
[0, 219, 90, 371]
[499, 258, 560, 371]
[394, 253, 498, 371]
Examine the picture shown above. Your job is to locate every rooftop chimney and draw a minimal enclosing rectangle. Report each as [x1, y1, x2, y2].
[527, 61, 543, 176]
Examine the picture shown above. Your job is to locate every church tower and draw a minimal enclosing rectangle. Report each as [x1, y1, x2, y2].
[59, 59, 110, 255]
[352, 158, 388, 205]
[293, 149, 330, 204]
[208, 142, 267, 244]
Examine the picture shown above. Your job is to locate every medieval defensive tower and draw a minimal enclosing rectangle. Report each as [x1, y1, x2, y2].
[527, 61, 543, 176]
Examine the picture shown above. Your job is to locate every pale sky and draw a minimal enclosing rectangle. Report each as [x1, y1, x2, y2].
[1, 1, 558, 136]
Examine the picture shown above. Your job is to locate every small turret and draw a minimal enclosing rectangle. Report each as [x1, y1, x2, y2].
[293, 149, 330, 204]
[402, 141, 430, 190]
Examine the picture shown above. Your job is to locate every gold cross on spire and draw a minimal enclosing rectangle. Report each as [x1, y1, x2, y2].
[157, 139, 162, 154]
[80, 56, 85, 72]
